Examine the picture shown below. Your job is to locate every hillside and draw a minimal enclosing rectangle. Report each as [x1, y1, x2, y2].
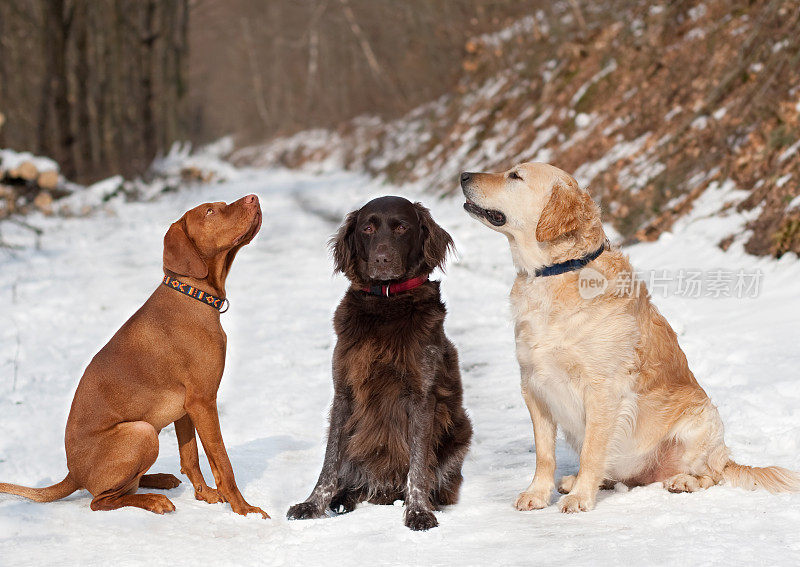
[233, 0, 800, 258]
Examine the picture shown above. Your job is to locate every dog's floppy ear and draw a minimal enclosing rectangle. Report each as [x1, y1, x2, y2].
[414, 202, 455, 272]
[535, 180, 584, 242]
[163, 218, 209, 279]
[330, 209, 360, 276]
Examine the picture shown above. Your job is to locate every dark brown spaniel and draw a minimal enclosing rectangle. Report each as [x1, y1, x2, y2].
[287, 196, 472, 531]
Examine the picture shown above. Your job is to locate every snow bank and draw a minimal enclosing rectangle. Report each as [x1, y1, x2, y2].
[0, 148, 59, 174]
[150, 138, 243, 185]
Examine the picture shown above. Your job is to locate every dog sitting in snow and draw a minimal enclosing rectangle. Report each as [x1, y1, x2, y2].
[0, 196, 267, 517]
[287, 196, 472, 531]
[461, 162, 799, 513]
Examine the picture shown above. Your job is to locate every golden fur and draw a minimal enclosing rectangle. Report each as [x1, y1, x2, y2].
[461, 162, 799, 513]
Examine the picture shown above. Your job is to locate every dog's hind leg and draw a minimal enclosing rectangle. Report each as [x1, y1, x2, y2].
[654, 398, 727, 494]
[433, 471, 463, 507]
[329, 485, 366, 514]
[558, 474, 576, 494]
[664, 473, 715, 493]
[433, 421, 471, 507]
[666, 400, 800, 493]
[559, 475, 615, 493]
[86, 421, 175, 514]
[368, 487, 403, 506]
[139, 473, 181, 490]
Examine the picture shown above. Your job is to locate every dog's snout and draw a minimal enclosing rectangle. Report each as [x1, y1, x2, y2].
[244, 194, 258, 205]
[367, 242, 403, 279]
[373, 244, 391, 263]
[460, 172, 472, 185]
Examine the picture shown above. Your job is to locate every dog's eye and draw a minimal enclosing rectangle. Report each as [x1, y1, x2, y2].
[395, 224, 407, 234]
[362, 225, 374, 234]
[206, 207, 214, 216]
[508, 171, 522, 181]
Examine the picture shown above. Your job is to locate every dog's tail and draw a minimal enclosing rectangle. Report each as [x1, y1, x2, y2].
[722, 461, 800, 493]
[0, 474, 80, 503]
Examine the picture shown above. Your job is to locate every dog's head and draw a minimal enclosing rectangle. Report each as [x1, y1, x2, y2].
[460, 162, 604, 271]
[331, 196, 454, 285]
[163, 194, 262, 283]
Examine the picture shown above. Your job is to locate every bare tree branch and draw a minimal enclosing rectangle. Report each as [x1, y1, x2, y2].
[240, 17, 271, 129]
[337, 0, 405, 105]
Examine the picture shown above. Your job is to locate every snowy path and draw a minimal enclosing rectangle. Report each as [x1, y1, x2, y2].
[1, 169, 799, 566]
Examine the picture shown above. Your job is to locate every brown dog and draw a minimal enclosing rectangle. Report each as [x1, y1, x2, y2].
[0, 195, 268, 517]
[287, 196, 472, 531]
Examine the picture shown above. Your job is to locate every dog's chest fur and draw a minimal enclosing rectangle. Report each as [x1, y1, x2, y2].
[510, 274, 639, 452]
[333, 288, 446, 485]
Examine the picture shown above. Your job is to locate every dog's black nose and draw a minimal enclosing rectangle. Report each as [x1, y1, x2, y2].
[460, 172, 472, 184]
[373, 244, 391, 264]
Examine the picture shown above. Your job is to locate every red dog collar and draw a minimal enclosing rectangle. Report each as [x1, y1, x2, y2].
[361, 275, 429, 297]
[163, 275, 229, 312]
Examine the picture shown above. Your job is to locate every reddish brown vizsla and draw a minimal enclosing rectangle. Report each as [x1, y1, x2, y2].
[0, 195, 268, 517]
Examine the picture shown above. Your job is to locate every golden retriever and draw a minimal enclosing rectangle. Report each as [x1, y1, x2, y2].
[460, 162, 799, 513]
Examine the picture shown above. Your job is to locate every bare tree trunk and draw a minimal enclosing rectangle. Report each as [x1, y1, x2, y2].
[160, 0, 175, 149]
[0, 2, 6, 147]
[140, 0, 158, 164]
[305, 0, 327, 114]
[92, 4, 108, 170]
[46, 0, 77, 179]
[107, 0, 126, 175]
[119, 0, 140, 177]
[567, 0, 587, 33]
[337, 0, 405, 105]
[36, 4, 55, 158]
[176, 0, 189, 140]
[74, 0, 94, 179]
[240, 17, 271, 129]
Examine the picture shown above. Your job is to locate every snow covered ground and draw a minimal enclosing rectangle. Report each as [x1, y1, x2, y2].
[1, 168, 799, 566]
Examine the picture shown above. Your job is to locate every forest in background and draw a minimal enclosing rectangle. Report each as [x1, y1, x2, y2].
[0, 0, 532, 182]
[235, 0, 800, 259]
[1, 1, 799, 258]
[0, 0, 190, 181]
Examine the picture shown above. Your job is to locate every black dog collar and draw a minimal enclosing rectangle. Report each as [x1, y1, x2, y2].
[162, 275, 229, 312]
[533, 241, 606, 277]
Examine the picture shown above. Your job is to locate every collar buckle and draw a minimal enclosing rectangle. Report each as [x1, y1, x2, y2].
[361, 275, 429, 297]
[219, 298, 230, 313]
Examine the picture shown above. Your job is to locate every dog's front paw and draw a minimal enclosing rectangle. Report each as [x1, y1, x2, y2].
[231, 501, 270, 519]
[404, 507, 438, 531]
[287, 501, 326, 521]
[514, 489, 552, 511]
[558, 491, 595, 513]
